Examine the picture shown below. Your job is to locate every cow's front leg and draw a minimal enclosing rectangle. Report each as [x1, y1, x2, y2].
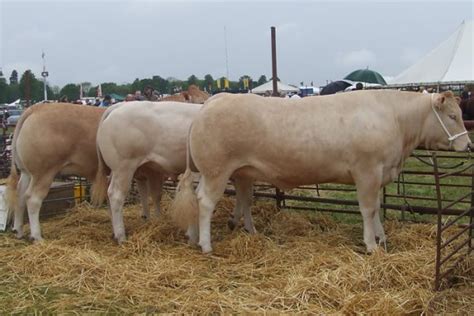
[373, 202, 387, 251]
[355, 168, 383, 253]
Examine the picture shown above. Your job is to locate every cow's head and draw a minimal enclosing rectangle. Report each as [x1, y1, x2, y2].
[426, 91, 471, 151]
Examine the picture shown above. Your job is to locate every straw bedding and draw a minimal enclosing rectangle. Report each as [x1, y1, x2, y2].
[0, 195, 472, 314]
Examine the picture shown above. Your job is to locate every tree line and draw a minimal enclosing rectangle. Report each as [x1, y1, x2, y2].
[0, 69, 269, 104]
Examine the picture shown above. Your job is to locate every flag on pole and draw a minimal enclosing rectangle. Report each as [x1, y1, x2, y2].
[224, 78, 229, 89]
[79, 84, 83, 99]
[216, 79, 221, 89]
[42, 51, 45, 59]
[97, 84, 103, 98]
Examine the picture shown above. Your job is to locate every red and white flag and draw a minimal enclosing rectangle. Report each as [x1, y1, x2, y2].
[79, 84, 83, 99]
[97, 84, 103, 98]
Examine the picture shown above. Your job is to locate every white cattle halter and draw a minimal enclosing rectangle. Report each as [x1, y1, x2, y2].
[430, 93, 467, 147]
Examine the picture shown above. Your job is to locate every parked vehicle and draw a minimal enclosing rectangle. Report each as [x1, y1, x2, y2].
[6, 109, 22, 126]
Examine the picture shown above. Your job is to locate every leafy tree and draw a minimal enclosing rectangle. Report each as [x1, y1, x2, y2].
[0, 78, 8, 103]
[139, 78, 153, 92]
[19, 70, 43, 104]
[59, 83, 80, 101]
[187, 75, 198, 86]
[6, 84, 20, 103]
[9, 70, 18, 85]
[257, 75, 267, 86]
[152, 75, 169, 94]
[131, 78, 141, 94]
[204, 74, 214, 91]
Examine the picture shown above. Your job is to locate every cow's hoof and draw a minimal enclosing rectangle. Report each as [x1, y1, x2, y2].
[114, 234, 126, 244]
[12, 228, 24, 239]
[227, 218, 236, 230]
[244, 226, 257, 234]
[29, 236, 44, 243]
[366, 244, 378, 254]
[201, 244, 213, 254]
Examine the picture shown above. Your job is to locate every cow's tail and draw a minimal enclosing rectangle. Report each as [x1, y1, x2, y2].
[5, 149, 19, 226]
[5, 106, 34, 225]
[90, 109, 113, 206]
[169, 125, 199, 231]
[91, 144, 109, 206]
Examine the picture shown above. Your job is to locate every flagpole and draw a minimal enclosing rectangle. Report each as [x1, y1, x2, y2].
[41, 50, 49, 101]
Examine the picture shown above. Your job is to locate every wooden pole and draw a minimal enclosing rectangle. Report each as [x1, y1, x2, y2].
[271, 26, 278, 97]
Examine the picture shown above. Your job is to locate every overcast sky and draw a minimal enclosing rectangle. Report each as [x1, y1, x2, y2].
[0, 0, 472, 88]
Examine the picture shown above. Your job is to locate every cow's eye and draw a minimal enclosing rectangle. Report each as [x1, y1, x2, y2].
[448, 114, 456, 120]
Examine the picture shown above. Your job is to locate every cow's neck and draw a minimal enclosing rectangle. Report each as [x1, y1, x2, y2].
[396, 94, 432, 159]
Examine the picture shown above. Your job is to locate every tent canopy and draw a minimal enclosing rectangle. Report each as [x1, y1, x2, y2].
[252, 80, 299, 95]
[110, 93, 125, 101]
[390, 20, 473, 85]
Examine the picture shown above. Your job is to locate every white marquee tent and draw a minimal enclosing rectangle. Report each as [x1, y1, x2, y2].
[390, 20, 473, 86]
[252, 80, 299, 95]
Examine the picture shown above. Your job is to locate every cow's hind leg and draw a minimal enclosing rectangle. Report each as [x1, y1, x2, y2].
[354, 169, 383, 253]
[12, 173, 30, 239]
[197, 175, 229, 253]
[108, 166, 134, 243]
[373, 199, 387, 250]
[229, 177, 255, 233]
[25, 173, 56, 242]
[147, 173, 163, 217]
[136, 178, 150, 220]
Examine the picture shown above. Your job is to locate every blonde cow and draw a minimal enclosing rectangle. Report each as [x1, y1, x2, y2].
[92, 101, 253, 243]
[5, 103, 159, 241]
[172, 91, 471, 253]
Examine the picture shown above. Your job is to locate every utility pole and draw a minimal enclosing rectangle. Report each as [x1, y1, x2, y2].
[271, 26, 278, 96]
[25, 72, 31, 107]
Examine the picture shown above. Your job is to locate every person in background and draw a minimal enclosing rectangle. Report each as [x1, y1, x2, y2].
[125, 94, 135, 101]
[100, 95, 112, 107]
[94, 99, 101, 106]
[461, 86, 471, 101]
[144, 86, 159, 101]
[134, 90, 145, 101]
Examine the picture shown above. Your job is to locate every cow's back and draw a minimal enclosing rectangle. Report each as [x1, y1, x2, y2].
[15, 103, 105, 180]
[97, 101, 202, 175]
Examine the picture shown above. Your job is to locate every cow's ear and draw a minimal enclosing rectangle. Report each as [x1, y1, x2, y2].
[455, 96, 461, 105]
[434, 94, 445, 110]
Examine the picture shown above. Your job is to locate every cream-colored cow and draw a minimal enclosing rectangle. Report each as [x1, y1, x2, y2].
[171, 91, 471, 253]
[92, 101, 253, 243]
[5, 103, 156, 241]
